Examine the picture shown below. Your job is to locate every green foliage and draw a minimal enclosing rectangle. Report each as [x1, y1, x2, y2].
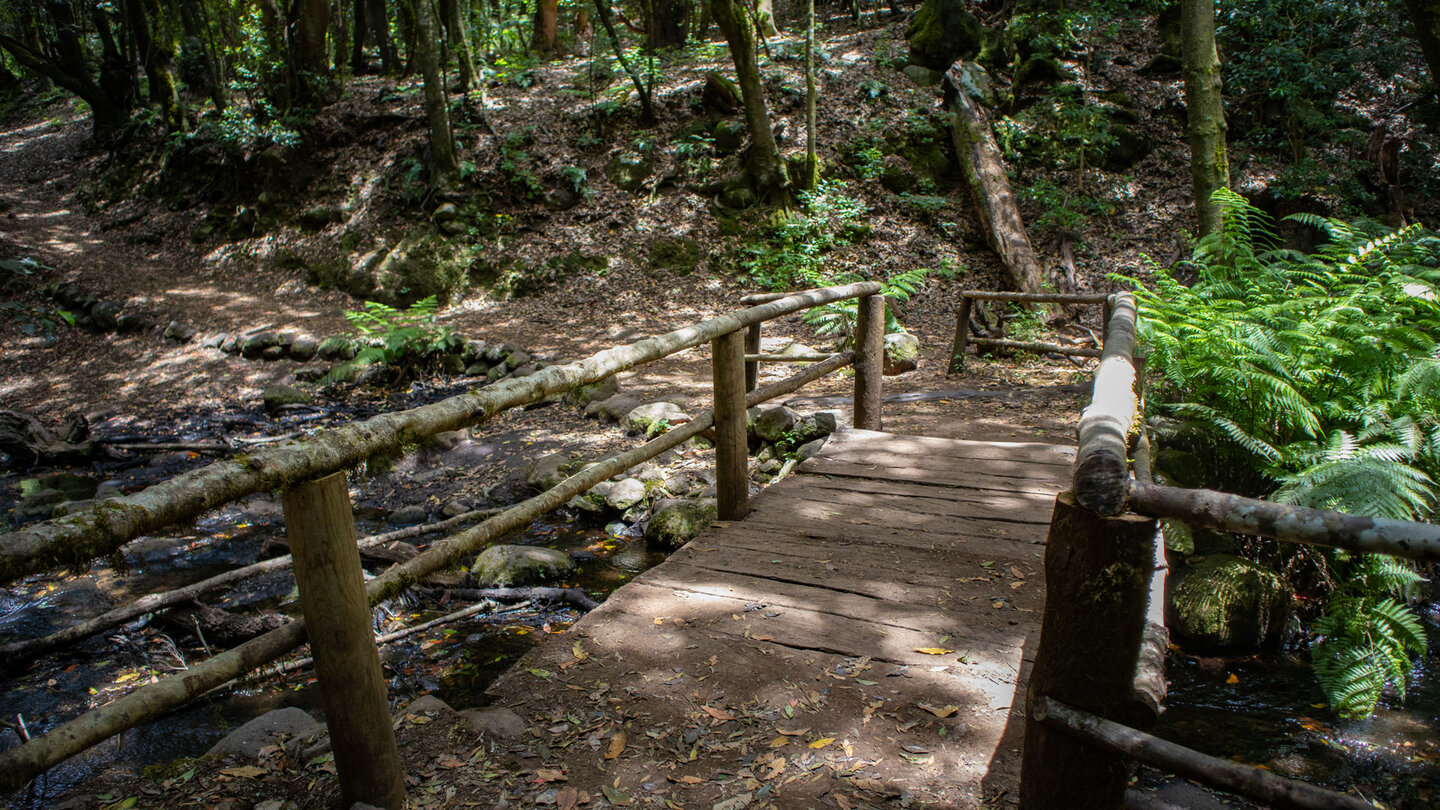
[1016, 177, 1115, 240]
[208, 100, 300, 150]
[499, 129, 543, 198]
[325, 297, 457, 384]
[1126, 191, 1438, 717]
[858, 79, 889, 100]
[1, 258, 73, 340]
[801, 266, 930, 346]
[995, 84, 1116, 173]
[738, 180, 869, 290]
[852, 146, 886, 182]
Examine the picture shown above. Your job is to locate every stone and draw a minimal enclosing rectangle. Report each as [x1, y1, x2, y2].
[906, 0, 999, 71]
[1102, 125, 1150, 171]
[403, 695, 454, 716]
[432, 202, 460, 222]
[713, 119, 746, 154]
[459, 706, 528, 739]
[702, 71, 741, 114]
[440, 498, 473, 517]
[796, 437, 827, 461]
[752, 405, 799, 443]
[440, 354, 466, 374]
[648, 236, 702, 275]
[587, 393, 642, 424]
[115, 312, 148, 332]
[262, 385, 311, 413]
[299, 204, 347, 230]
[470, 545, 576, 587]
[606, 478, 648, 511]
[253, 800, 298, 810]
[526, 452, 572, 493]
[241, 333, 278, 359]
[462, 339, 488, 362]
[627, 402, 689, 438]
[883, 332, 920, 375]
[644, 498, 718, 550]
[389, 505, 428, 525]
[261, 345, 287, 361]
[791, 411, 838, 444]
[1169, 554, 1292, 651]
[605, 151, 652, 192]
[950, 61, 995, 106]
[207, 707, 319, 758]
[880, 155, 919, 193]
[506, 348, 533, 367]
[902, 64, 943, 86]
[317, 336, 356, 361]
[289, 335, 320, 361]
[15, 487, 67, 520]
[90, 301, 122, 330]
[718, 183, 757, 210]
[163, 321, 197, 343]
[465, 362, 489, 377]
[565, 376, 620, 407]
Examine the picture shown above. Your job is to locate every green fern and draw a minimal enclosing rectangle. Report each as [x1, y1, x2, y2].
[324, 296, 457, 385]
[1312, 596, 1427, 717]
[800, 265, 929, 346]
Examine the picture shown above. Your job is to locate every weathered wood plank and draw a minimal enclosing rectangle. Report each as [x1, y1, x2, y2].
[823, 428, 1077, 466]
[768, 479, 1057, 524]
[797, 459, 1065, 497]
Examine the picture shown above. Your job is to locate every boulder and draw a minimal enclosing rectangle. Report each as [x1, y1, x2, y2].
[207, 707, 320, 759]
[459, 706, 528, 739]
[526, 452, 572, 493]
[796, 437, 827, 461]
[470, 545, 576, 587]
[883, 332, 920, 375]
[880, 155, 919, 193]
[644, 499, 718, 550]
[262, 385, 311, 413]
[241, 333, 278, 359]
[752, 405, 799, 443]
[403, 695, 454, 716]
[90, 301, 122, 331]
[902, 64, 943, 86]
[627, 402, 689, 438]
[588, 393, 642, 424]
[906, 0, 999, 71]
[605, 151, 652, 192]
[15, 487, 68, 520]
[606, 478, 648, 511]
[289, 334, 321, 361]
[565, 376, 620, 408]
[388, 505, 428, 526]
[713, 120, 746, 154]
[1169, 554, 1292, 651]
[702, 71, 741, 114]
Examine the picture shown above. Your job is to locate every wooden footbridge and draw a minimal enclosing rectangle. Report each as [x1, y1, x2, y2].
[3, 284, 1435, 809]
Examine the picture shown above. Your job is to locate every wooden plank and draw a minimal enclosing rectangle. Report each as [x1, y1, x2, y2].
[797, 459, 1065, 496]
[794, 475, 1056, 514]
[702, 514, 1047, 560]
[806, 447, 1073, 483]
[758, 482, 1056, 525]
[823, 428, 1076, 467]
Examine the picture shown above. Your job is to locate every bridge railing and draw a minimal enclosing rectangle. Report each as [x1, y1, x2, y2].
[1019, 292, 1432, 810]
[0, 283, 887, 806]
[947, 289, 1110, 373]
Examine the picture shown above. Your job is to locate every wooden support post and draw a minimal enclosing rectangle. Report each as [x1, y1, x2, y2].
[282, 473, 406, 810]
[744, 323, 761, 392]
[948, 296, 974, 375]
[1020, 492, 1159, 810]
[854, 293, 884, 430]
[713, 330, 749, 520]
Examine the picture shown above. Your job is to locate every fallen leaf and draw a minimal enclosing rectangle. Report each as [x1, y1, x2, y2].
[536, 767, 567, 783]
[606, 731, 627, 759]
[557, 786, 579, 810]
[435, 753, 465, 769]
[809, 737, 836, 749]
[913, 647, 954, 656]
[219, 765, 266, 779]
[769, 736, 791, 748]
[529, 668, 553, 680]
[918, 702, 959, 718]
[654, 617, 665, 625]
[1010, 566, 1025, 579]
[601, 785, 633, 806]
[776, 726, 810, 736]
[701, 705, 735, 722]
[1010, 580, 1025, 589]
[572, 641, 589, 661]
[713, 792, 752, 810]
[1226, 673, 1239, 684]
[763, 756, 785, 780]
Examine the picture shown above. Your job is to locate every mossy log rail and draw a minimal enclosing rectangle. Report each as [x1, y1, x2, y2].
[1071, 293, 1138, 516]
[0, 349, 858, 792]
[0, 283, 879, 586]
[1127, 481, 1440, 562]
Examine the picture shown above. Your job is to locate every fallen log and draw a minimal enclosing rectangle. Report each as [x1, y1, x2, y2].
[428, 586, 601, 611]
[942, 62, 1049, 308]
[162, 603, 289, 646]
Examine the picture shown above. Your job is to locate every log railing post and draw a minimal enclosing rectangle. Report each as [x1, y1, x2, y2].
[744, 323, 761, 392]
[854, 293, 884, 430]
[948, 296, 974, 375]
[1020, 491, 1159, 810]
[713, 330, 749, 520]
[281, 473, 406, 810]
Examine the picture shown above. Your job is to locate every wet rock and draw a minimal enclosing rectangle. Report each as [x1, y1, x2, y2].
[459, 706, 528, 739]
[883, 332, 920, 375]
[645, 498, 718, 550]
[262, 385, 311, 413]
[569, 480, 612, 513]
[564, 376, 620, 407]
[207, 707, 320, 758]
[587, 393, 641, 424]
[526, 452, 573, 493]
[1170, 554, 1292, 650]
[627, 402, 689, 438]
[15, 487, 66, 520]
[471, 545, 576, 587]
[606, 477, 647, 511]
[389, 505, 428, 526]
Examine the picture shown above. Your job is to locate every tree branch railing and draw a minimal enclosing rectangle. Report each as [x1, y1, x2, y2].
[0, 284, 886, 805]
[1018, 290, 1413, 809]
[948, 289, 1111, 374]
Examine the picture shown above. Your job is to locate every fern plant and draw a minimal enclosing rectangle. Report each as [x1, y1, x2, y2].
[1124, 190, 1439, 717]
[324, 296, 458, 384]
[800, 265, 930, 346]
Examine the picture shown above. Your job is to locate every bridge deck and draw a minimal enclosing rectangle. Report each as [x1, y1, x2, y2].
[485, 428, 1073, 808]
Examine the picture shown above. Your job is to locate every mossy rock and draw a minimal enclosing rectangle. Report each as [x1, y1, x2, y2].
[1169, 554, 1292, 651]
[565, 376, 621, 407]
[880, 156, 919, 193]
[713, 120, 746, 155]
[906, 0, 1002, 71]
[262, 385, 312, 413]
[648, 237, 702, 275]
[644, 499, 718, 550]
[883, 332, 920, 375]
[627, 402, 689, 438]
[469, 545, 576, 587]
[525, 452, 574, 493]
[503, 251, 606, 298]
[606, 150, 653, 192]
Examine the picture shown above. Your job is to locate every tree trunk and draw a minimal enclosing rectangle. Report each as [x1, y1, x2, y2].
[533, 0, 560, 53]
[290, 0, 335, 105]
[710, 0, 790, 205]
[1405, 0, 1440, 88]
[594, 0, 656, 124]
[350, 0, 369, 72]
[942, 62, 1047, 298]
[755, 0, 778, 37]
[1180, 0, 1228, 237]
[407, 0, 460, 189]
[255, 0, 292, 108]
[440, 0, 475, 89]
[799, 0, 818, 190]
[649, 0, 690, 49]
[124, 0, 184, 132]
[367, 0, 398, 73]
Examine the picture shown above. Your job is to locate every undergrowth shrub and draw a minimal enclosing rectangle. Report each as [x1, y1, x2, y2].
[324, 296, 458, 384]
[1124, 190, 1440, 717]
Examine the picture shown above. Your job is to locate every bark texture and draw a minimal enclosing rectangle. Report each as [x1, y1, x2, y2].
[1073, 294, 1138, 516]
[407, 0, 459, 187]
[710, 0, 790, 204]
[1180, 0, 1229, 236]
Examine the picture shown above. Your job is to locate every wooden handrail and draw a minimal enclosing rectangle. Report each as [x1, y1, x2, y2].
[1127, 481, 1440, 562]
[948, 289, 1110, 374]
[0, 350, 860, 792]
[1033, 698, 1375, 810]
[0, 282, 880, 586]
[1072, 293, 1139, 515]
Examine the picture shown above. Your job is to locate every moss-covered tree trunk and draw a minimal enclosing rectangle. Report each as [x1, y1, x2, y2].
[0, 21, 129, 139]
[1405, 0, 1440, 87]
[710, 0, 791, 206]
[799, 0, 818, 190]
[407, 0, 459, 189]
[649, 0, 690, 48]
[533, 0, 560, 53]
[124, 0, 184, 132]
[1181, 0, 1229, 237]
[290, 0, 335, 104]
[594, 0, 656, 124]
[441, 0, 476, 90]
